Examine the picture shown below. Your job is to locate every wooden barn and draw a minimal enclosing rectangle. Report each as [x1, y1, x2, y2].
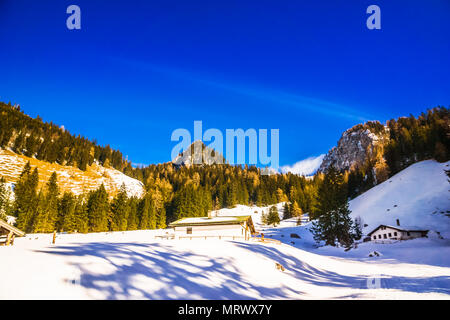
[169, 215, 256, 240]
[0, 219, 25, 246]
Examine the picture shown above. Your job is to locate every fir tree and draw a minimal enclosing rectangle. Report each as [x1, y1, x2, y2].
[110, 184, 129, 231]
[310, 201, 356, 247]
[58, 192, 77, 232]
[283, 202, 291, 219]
[33, 172, 59, 233]
[15, 165, 39, 233]
[265, 205, 280, 226]
[138, 195, 151, 229]
[127, 197, 139, 231]
[74, 195, 89, 233]
[87, 184, 109, 232]
[310, 166, 357, 247]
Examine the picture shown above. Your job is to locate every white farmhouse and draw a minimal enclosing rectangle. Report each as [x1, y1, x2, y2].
[367, 224, 428, 241]
[169, 215, 256, 240]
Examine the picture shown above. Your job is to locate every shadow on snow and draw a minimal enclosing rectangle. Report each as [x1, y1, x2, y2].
[36, 241, 449, 299]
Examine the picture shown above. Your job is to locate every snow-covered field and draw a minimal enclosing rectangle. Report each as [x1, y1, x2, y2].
[1, 229, 449, 300]
[0, 160, 449, 299]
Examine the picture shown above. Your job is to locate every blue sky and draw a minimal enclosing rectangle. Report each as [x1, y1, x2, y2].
[0, 0, 449, 170]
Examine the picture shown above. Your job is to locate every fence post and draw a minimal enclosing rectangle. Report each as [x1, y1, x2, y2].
[6, 231, 13, 246]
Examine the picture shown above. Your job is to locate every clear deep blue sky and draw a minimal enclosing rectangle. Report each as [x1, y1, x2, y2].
[0, 0, 449, 168]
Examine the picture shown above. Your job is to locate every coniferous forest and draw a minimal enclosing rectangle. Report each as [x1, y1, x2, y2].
[0, 101, 449, 243]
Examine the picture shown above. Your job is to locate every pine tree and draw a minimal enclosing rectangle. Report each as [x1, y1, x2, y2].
[266, 205, 280, 226]
[74, 195, 89, 233]
[58, 192, 77, 232]
[15, 165, 39, 233]
[310, 166, 357, 247]
[110, 184, 129, 231]
[310, 199, 356, 247]
[353, 216, 363, 241]
[156, 206, 166, 229]
[87, 184, 109, 232]
[46, 172, 59, 231]
[33, 172, 59, 233]
[138, 195, 151, 229]
[283, 202, 291, 219]
[127, 197, 139, 230]
[311, 166, 347, 220]
[291, 201, 302, 217]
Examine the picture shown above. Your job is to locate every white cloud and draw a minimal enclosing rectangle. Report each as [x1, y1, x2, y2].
[280, 154, 325, 176]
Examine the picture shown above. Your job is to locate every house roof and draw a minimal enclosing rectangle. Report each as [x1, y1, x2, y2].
[169, 215, 256, 233]
[0, 219, 25, 237]
[367, 224, 429, 236]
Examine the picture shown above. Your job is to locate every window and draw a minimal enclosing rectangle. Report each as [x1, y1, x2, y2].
[373, 236, 376, 240]
[394, 232, 397, 236]
[187, 227, 192, 235]
[383, 234, 387, 239]
[407, 232, 410, 236]
[378, 235, 382, 239]
[388, 233, 392, 237]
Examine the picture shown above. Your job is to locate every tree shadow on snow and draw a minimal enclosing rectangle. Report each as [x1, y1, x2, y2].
[35, 242, 305, 300]
[234, 242, 450, 296]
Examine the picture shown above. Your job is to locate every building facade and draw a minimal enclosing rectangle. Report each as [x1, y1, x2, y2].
[169, 215, 256, 240]
[368, 225, 428, 241]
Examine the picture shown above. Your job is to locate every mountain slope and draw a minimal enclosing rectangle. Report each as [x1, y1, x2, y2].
[0, 148, 144, 198]
[349, 159, 450, 238]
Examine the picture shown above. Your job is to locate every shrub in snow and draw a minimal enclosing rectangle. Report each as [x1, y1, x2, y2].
[368, 251, 382, 257]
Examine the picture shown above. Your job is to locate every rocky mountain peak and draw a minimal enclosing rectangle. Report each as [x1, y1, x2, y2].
[172, 140, 226, 167]
[319, 122, 389, 172]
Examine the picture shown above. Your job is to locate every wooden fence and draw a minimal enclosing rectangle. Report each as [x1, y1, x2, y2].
[154, 234, 282, 244]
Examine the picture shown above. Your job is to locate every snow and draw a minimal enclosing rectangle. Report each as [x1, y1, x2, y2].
[349, 160, 450, 238]
[178, 216, 242, 224]
[0, 160, 449, 299]
[212, 203, 286, 227]
[6, 215, 16, 225]
[1, 229, 448, 299]
[101, 166, 145, 198]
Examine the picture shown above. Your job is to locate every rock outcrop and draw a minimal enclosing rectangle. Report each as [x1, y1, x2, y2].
[172, 140, 226, 167]
[319, 124, 389, 172]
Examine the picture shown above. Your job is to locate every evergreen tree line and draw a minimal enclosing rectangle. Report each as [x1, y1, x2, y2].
[2, 162, 166, 233]
[0, 102, 130, 171]
[384, 107, 449, 174]
[125, 163, 322, 224]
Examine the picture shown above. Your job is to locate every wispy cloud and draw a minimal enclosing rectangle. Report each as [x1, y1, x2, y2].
[280, 154, 325, 176]
[111, 57, 372, 121]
